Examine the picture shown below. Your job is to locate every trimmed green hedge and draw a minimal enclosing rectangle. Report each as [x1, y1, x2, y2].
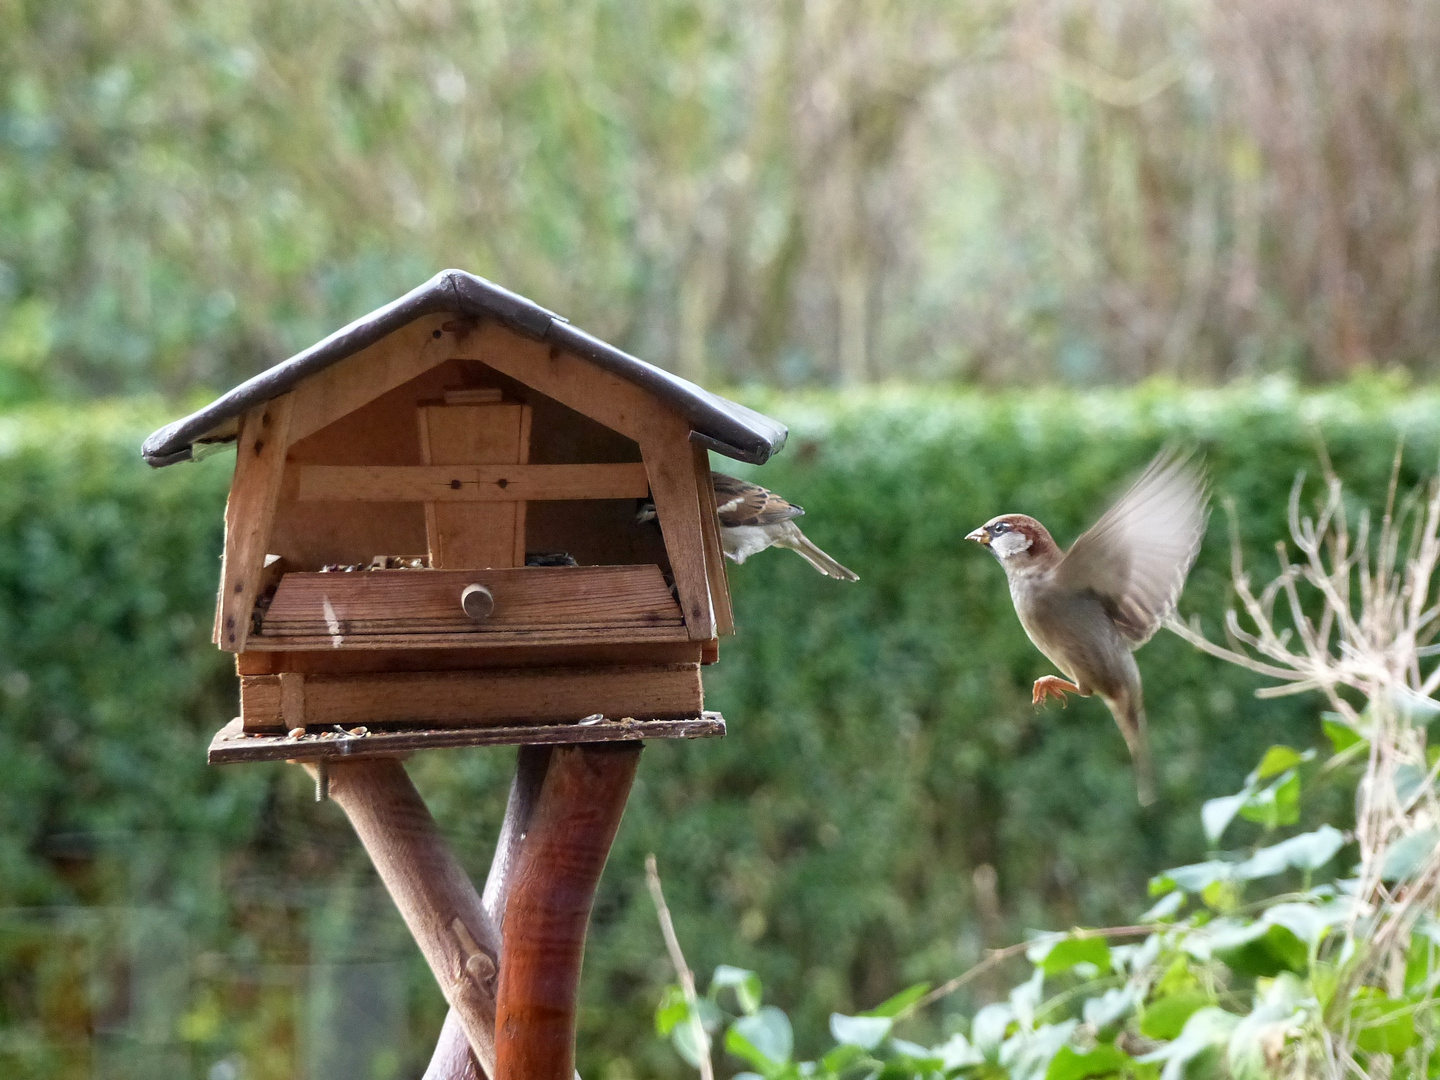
[1, 380, 1436, 1079]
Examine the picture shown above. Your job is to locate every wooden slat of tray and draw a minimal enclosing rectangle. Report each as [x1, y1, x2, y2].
[256, 564, 682, 639]
[207, 713, 726, 763]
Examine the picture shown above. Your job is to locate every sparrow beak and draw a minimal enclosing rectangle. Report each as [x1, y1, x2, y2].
[965, 527, 990, 546]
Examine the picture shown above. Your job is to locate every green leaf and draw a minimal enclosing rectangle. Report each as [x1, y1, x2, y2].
[1083, 987, 1137, 1033]
[1045, 1044, 1131, 1080]
[1140, 891, 1186, 922]
[1351, 988, 1418, 1055]
[1238, 771, 1300, 829]
[829, 1013, 892, 1049]
[727, 1006, 793, 1069]
[1263, 900, 1351, 947]
[1202, 791, 1251, 845]
[670, 1014, 709, 1069]
[1206, 920, 1308, 977]
[1322, 713, 1364, 754]
[711, 965, 763, 1014]
[1028, 934, 1112, 975]
[1381, 827, 1440, 882]
[1250, 745, 1308, 781]
[1140, 990, 1213, 1040]
[656, 984, 688, 1036]
[1234, 826, 1346, 880]
[971, 1002, 1015, 1055]
[863, 982, 931, 1018]
[1137, 1006, 1238, 1080]
[1159, 860, 1235, 893]
[931, 1033, 984, 1070]
[1394, 763, 1433, 806]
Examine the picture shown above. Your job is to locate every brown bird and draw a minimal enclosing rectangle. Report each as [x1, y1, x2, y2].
[966, 451, 1208, 805]
[641, 474, 858, 580]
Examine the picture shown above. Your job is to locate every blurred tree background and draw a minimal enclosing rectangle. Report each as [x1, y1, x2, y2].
[4, 0, 1440, 398]
[5, 1, 1440, 1078]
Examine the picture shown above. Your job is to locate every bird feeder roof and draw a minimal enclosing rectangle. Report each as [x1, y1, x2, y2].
[142, 269, 787, 467]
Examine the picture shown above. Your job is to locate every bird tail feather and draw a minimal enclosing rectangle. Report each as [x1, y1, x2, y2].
[782, 528, 859, 581]
[1108, 692, 1155, 807]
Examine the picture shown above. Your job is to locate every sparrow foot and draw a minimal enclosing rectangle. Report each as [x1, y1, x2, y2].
[1032, 676, 1080, 708]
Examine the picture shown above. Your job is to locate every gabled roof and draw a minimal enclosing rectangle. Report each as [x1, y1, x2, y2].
[142, 270, 787, 467]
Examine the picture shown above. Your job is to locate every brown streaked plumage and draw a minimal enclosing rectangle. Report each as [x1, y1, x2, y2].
[965, 450, 1209, 805]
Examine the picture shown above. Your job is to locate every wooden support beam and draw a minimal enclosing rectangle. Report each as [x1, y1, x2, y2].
[239, 663, 703, 732]
[420, 400, 532, 569]
[423, 747, 553, 1080]
[692, 443, 735, 637]
[641, 418, 715, 641]
[321, 759, 502, 1077]
[494, 745, 641, 1080]
[217, 396, 293, 652]
[294, 463, 651, 503]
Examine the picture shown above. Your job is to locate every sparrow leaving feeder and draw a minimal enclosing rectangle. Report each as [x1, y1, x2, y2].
[142, 270, 787, 1079]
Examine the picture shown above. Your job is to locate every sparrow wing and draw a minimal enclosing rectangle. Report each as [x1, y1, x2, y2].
[711, 472, 805, 527]
[1056, 450, 1209, 647]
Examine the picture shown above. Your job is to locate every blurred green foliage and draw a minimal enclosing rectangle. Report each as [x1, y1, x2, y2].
[5, 0, 1440, 398]
[1, 380, 1438, 1078]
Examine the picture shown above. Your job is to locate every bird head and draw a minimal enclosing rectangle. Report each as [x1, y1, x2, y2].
[965, 514, 1058, 566]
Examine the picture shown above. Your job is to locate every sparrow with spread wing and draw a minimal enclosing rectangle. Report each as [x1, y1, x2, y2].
[966, 451, 1208, 805]
[638, 473, 858, 581]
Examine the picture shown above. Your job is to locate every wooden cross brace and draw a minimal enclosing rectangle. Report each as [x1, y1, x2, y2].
[310, 743, 641, 1080]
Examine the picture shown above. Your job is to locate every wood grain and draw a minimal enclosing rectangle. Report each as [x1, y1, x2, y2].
[494, 745, 641, 1080]
[238, 663, 703, 732]
[287, 314, 453, 445]
[641, 417, 715, 641]
[692, 442, 735, 636]
[236, 640, 705, 675]
[207, 713, 724, 763]
[218, 396, 294, 652]
[294, 463, 651, 503]
[256, 565, 682, 640]
[421, 401, 531, 569]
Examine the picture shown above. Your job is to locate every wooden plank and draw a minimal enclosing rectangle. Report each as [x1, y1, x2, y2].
[421, 401, 530, 569]
[245, 625, 693, 652]
[641, 417, 715, 641]
[218, 396, 294, 652]
[208, 712, 725, 762]
[239, 663, 703, 731]
[257, 565, 682, 639]
[280, 672, 305, 728]
[692, 442, 735, 636]
[450, 323, 666, 444]
[287, 314, 454, 445]
[236, 639, 705, 675]
[294, 462, 651, 503]
[494, 746, 641, 1080]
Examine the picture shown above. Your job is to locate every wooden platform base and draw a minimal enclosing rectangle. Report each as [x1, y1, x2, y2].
[207, 712, 725, 764]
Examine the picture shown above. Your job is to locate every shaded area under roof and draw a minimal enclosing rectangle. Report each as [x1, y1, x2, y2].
[142, 270, 787, 467]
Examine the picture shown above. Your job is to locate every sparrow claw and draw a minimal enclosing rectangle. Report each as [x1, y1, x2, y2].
[1032, 676, 1079, 708]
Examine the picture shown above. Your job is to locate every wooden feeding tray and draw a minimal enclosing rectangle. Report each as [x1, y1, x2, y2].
[208, 712, 727, 764]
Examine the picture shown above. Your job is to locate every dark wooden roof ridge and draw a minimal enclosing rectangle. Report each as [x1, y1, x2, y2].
[141, 269, 787, 467]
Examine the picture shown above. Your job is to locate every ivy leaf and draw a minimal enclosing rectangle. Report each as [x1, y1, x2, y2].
[1140, 989, 1213, 1040]
[971, 1002, 1016, 1056]
[1249, 745, 1311, 781]
[1393, 764, 1433, 807]
[862, 982, 931, 1018]
[1082, 987, 1136, 1033]
[1045, 1043, 1131, 1080]
[670, 1014, 708, 1069]
[655, 984, 688, 1036]
[710, 965, 763, 1015]
[1238, 771, 1301, 829]
[1137, 1006, 1239, 1080]
[1350, 987, 1418, 1055]
[1140, 891, 1186, 922]
[1205, 920, 1307, 977]
[1381, 827, 1440, 882]
[829, 1013, 892, 1050]
[727, 1007, 793, 1069]
[1158, 860, 1234, 893]
[931, 1032, 984, 1070]
[1322, 713, 1364, 754]
[1233, 826, 1346, 880]
[1028, 934, 1112, 975]
[1202, 790, 1251, 845]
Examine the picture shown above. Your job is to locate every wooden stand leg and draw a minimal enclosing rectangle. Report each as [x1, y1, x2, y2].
[321, 759, 502, 1077]
[494, 744, 642, 1080]
[424, 747, 552, 1080]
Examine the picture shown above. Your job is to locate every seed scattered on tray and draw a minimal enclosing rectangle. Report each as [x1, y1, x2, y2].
[288, 727, 305, 739]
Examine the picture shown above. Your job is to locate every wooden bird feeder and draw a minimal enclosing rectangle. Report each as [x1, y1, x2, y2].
[142, 270, 787, 1079]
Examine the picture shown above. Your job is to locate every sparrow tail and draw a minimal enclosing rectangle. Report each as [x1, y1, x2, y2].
[1107, 692, 1156, 807]
[781, 528, 859, 581]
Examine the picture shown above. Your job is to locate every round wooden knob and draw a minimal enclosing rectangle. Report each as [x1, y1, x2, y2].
[460, 583, 494, 621]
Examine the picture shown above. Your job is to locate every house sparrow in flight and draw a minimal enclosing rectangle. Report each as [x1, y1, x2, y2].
[638, 473, 858, 581]
[966, 451, 1208, 805]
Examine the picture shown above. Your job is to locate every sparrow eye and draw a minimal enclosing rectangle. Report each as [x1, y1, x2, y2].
[992, 522, 1009, 533]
